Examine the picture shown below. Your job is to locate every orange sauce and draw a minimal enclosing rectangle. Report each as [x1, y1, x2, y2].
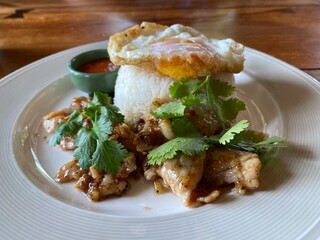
[77, 58, 119, 74]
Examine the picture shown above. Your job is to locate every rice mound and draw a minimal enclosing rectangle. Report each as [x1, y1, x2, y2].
[114, 65, 175, 127]
[114, 65, 235, 127]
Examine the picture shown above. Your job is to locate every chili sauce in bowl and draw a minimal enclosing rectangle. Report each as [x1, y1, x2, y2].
[68, 49, 119, 95]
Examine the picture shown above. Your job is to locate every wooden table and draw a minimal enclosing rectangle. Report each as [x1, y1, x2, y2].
[0, 0, 320, 81]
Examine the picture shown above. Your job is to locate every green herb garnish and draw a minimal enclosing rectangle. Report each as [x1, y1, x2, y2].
[205, 76, 246, 129]
[147, 76, 286, 165]
[172, 117, 201, 138]
[148, 137, 209, 165]
[219, 119, 249, 144]
[50, 92, 128, 172]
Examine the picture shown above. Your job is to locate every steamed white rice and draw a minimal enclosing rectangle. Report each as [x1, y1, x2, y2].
[113, 65, 235, 127]
[114, 65, 174, 127]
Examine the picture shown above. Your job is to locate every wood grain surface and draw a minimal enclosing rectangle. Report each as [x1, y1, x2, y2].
[0, 0, 320, 81]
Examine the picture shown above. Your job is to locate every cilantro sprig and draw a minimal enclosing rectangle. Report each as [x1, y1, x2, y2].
[152, 76, 245, 128]
[204, 76, 246, 129]
[206, 130, 287, 154]
[148, 137, 209, 165]
[147, 76, 286, 165]
[50, 92, 128, 173]
[219, 119, 249, 144]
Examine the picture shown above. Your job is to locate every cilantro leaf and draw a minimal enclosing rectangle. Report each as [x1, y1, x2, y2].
[49, 110, 82, 147]
[205, 76, 245, 128]
[49, 130, 64, 148]
[84, 92, 124, 124]
[151, 95, 206, 120]
[74, 127, 97, 170]
[102, 105, 124, 123]
[90, 91, 112, 106]
[206, 130, 286, 154]
[228, 135, 287, 153]
[254, 136, 287, 150]
[206, 78, 223, 124]
[92, 140, 128, 172]
[219, 120, 249, 144]
[148, 144, 176, 165]
[182, 95, 206, 106]
[172, 117, 201, 138]
[69, 109, 84, 122]
[151, 101, 186, 119]
[169, 79, 201, 99]
[220, 98, 246, 122]
[92, 107, 113, 142]
[82, 104, 100, 121]
[230, 130, 265, 144]
[148, 137, 209, 165]
[207, 76, 235, 97]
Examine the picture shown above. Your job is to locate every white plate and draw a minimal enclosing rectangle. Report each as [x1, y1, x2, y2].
[1, 41, 320, 240]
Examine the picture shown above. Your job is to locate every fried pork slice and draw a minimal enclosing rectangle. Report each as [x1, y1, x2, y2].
[133, 118, 168, 152]
[43, 97, 91, 134]
[203, 147, 261, 194]
[55, 158, 85, 183]
[145, 153, 220, 207]
[111, 123, 138, 153]
[69, 96, 90, 111]
[55, 153, 137, 201]
[76, 153, 137, 201]
[43, 109, 70, 134]
[43, 97, 91, 150]
[144, 147, 261, 207]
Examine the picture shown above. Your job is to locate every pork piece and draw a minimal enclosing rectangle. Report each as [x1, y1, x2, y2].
[70, 96, 90, 111]
[59, 137, 76, 150]
[55, 158, 85, 183]
[145, 153, 220, 207]
[43, 110, 76, 150]
[134, 118, 168, 152]
[110, 123, 137, 153]
[144, 147, 261, 207]
[74, 153, 137, 201]
[158, 154, 204, 206]
[43, 96, 90, 134]
[43, 109, 70, 133]
[56, 153, 137, 201]
[43, 96, 91, 150]
[185, 106, 222, 137]
[203, 147, 261, 194]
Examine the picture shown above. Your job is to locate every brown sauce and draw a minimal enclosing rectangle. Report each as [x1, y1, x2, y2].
[77, 58, 119, 74]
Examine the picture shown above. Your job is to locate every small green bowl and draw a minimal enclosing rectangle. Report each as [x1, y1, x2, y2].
[68, 49, 118, 96]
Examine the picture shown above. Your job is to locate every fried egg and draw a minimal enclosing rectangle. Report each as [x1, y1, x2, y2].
[108, 22, 244, 79]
